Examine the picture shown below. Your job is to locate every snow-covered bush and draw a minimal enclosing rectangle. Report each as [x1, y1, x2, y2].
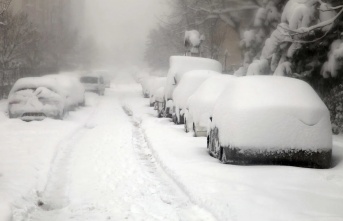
[246, 59, 270, 75]
[235, 0, 343, 132]
[210, 76, 332, 168]
[184, 30, 205, 55]
[321, 40, 343, 78]
[187, 75, 235, 136]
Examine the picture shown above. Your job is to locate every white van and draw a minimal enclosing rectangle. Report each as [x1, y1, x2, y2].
[80, 75, 105, 96]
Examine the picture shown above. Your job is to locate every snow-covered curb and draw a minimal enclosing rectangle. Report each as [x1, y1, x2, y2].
[123, 81, 343, 221]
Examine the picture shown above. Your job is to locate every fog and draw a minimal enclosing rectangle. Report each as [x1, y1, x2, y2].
[84, 0, 168, 69]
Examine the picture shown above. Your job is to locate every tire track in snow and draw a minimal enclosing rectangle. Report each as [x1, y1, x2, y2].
[122, 104, 217, 221]
[11, 95, 103, 221]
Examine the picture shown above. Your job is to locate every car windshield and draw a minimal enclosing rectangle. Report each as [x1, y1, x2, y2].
[80, 77, 98, 84]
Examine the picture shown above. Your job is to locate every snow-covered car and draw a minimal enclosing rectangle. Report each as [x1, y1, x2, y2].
[164, 56, 222, 118]
[208, 76, 332, 169]
[80, 75, 105, 96]
[43, 74, 85, 111]
[141, 76, 156, 98]
[95, 70, 112, 88]
[8, 77, 66, 121]
[186, 75, 236, 136]
[149, 77, 166, 107]
[172, 70, 221, 124]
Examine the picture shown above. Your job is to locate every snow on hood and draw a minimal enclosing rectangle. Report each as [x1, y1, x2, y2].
[212, 76, 332, 150]
[188, 75, 236, 127]
[164, 56, 222, 100]
[173, 70, 221, 111]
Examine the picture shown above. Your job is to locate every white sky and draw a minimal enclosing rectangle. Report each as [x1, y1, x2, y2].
[84, 0, 168, 68]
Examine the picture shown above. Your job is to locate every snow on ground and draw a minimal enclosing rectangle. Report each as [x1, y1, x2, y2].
[1, 80, 215, 220]
[122, 76, 343, 221]
[1, 74, 343, 221]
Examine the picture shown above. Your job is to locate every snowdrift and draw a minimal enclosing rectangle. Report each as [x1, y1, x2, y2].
[211, 76, 332, 168]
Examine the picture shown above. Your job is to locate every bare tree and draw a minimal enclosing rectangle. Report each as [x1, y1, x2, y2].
[0, 12, 35, 69]
[0, 0, 11, 17]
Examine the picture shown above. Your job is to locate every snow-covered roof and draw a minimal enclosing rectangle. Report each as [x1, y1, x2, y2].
[188, 75, 236, 127]
[173, 70, 221, 111]
[212, 76, 332, 151]
[165, 56, 222, 100]
[10, 77, 65, 97]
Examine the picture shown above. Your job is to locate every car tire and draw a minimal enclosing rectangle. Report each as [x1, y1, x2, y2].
[220, 147, 227, 164]
[184, 119, 188, 133]
[172, 114, 177, 124]
[193, 123, 198, 137]
[207, 135, 210, 149]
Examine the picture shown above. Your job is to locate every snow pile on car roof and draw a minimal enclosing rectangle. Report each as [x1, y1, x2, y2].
[165, 56, 222, 100]
[212, 76, 332, 151]
[9, 77, 65, 96]
[173, 70, 221, 111]
[188, 75, 236, 127]
[43, 74, 85, 108]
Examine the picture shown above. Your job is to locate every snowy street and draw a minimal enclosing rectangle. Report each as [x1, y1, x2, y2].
[1, 80, 215, 221]
[0, 76, 342, 221]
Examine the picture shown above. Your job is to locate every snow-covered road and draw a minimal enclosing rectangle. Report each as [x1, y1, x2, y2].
[2, 87, 215, 220]
[1, 75, 343, 221]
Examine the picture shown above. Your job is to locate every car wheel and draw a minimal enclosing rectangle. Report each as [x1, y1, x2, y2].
[193, 123, 198, 137]
[184, 119, 188, 133]
[207, 135, 210, 149]
[220, 147, 227, 164]
[172, 114, 177, 124]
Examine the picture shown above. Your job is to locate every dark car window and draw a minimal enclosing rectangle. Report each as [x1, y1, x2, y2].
[80, 77, 98, 84]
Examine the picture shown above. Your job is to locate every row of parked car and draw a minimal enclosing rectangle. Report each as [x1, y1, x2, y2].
[7, 71, 111, 121]
[141, 56, 333, 169]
